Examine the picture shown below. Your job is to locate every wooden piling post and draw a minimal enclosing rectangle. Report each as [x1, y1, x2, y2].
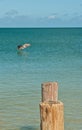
[40, 82, 64, 130]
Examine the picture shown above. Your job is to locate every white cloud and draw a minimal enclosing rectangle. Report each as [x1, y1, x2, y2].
[48, 15, 56, 19]
[48, 14, 57, 20]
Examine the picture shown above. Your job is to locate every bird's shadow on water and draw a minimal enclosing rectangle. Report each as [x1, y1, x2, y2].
[17, 50, 29, 57]
[20, 126, 39, 130]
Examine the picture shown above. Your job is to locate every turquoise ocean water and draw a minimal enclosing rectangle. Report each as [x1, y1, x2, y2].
[0, 28, 82, 130]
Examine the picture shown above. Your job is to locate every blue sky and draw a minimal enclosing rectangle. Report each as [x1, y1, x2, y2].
[0, 0, 82, 27]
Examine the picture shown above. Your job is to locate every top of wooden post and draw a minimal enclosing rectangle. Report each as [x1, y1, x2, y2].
[41, 82, 58, 102]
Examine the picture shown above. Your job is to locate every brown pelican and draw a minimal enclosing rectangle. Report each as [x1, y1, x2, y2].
[17, 43, 31, 50]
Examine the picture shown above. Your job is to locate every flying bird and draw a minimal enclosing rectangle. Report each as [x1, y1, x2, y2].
[17, 43, 31, 50]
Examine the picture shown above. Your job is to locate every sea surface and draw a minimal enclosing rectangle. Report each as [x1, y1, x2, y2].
[0, 28, 82, 130]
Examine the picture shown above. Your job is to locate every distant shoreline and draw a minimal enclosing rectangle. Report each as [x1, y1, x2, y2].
[0, 27, 82, 29]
